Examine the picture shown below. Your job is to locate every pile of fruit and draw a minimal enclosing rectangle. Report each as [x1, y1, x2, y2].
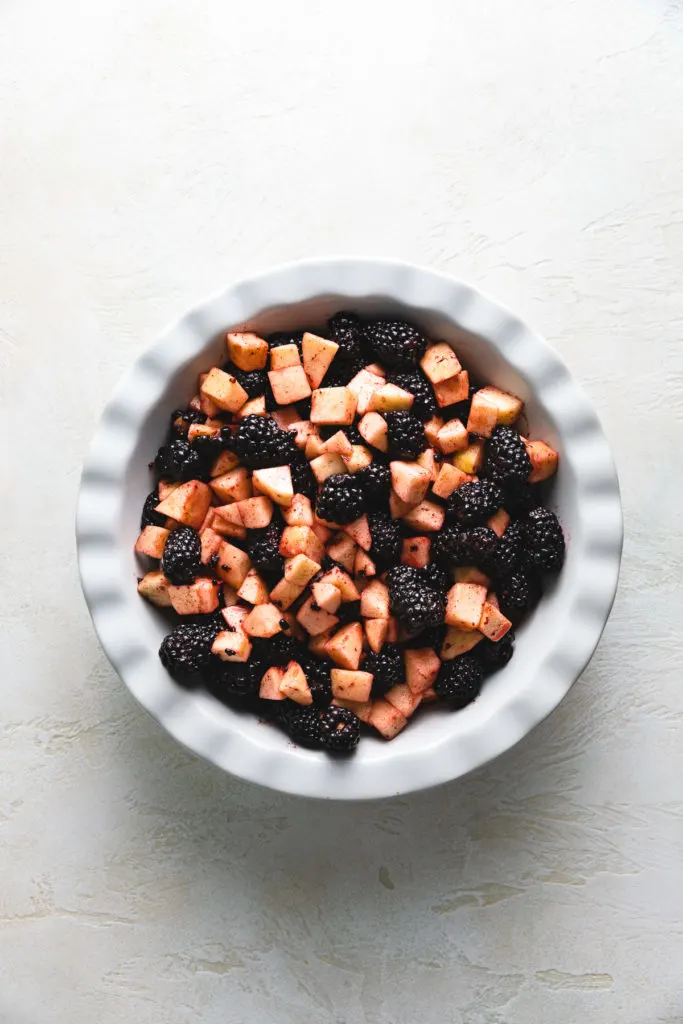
[135, 312, 565, 754]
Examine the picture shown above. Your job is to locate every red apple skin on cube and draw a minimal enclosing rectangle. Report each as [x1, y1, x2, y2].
[364, 617, 388, 652]
[227, 331, 268, 371]
[325, 622, 364, 669]
[420, 342, 462, 385]
[211, 630, 252, 663]
[215, 541, 251, 589]
[401, 536, 431, 568]
[467, 393, 498, 438]
[259, 666, 286, 701]
[243, 603, 284, 638]
[401, 500, 445, 532]
[390, 461, 431, 505]
[440, 626, 484, 660]
[137, 571, 173, 607]
[369, 700, 408, 739]
[404, 648, 441, 695]
[279, 661, 313, 705]
[135, 525, 170, 559]
[384, 684, 422, 718]
[155, 480, 212, 529]
[478, 602, 512, 642]
[525, 439, 559, 482]
[168, 578, 220, 616]
[296, 597, 340, 636]
[445, 583, 488, 631]
[331, 669, 373, 703]
[310, 387, 357, 425]
[302, 332, 339, 389]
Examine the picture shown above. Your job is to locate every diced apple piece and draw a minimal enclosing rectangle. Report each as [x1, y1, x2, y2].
[488, 508, 511, 537]
[252, 466, 293, 507]
[525, 439, 559, 482]
[467, 392, 498, 438]
[358, 412, 388, 452]
[296, 596, 339, 636]
[318, 567, 361, 602]
[389, 489, 416, 519]
[308, 629, 335, 657]
[437, 418, 469, 453]
[311, 581, 342, 614]
[424, 414, 445, 447]
[310, 386, 357, 425]
[243, 603, 284, 638]
[215, 540, 251, 588]
[368, 383, 414, 413]
[478, 602, 512, 642]
[156, 480, 212, 529]
[212, 630, 252, 663]
[420, 342, 462, 384]
[476, 385, 523, 426]
[269, 576, 304, 610]
[309, 452, 347, 483]
[270, 343, 301, 370]
[199, 526, 224, 564]
[416, 447, 438, 481]
[354, 548, 376, 578]
[279, 661, 313, 705]
[305, 430, 327, 459]
[326, 622, 364, 669]
[292, 420, 317, 450]
[227, 331, 268, 371]
[404, 648, 441, 695]
[271, 405, 301, 430]
[312, 521, 334, 542]
[384, 684, 422, 718]
[364, 363, 385, 378]
[238, 396, 266, 419]
[135, 525, 170, 559]
[452, 438, 485, 474]
[302, 332, 339, 388]
[432, 463, 470, 499]
[347, 367, 385, 399]
[331, 669, 373, 703]
[401, 536, 431, 568]
[402, 500, 445, 532]
[268, 365, 312, 405]
[368, 700, 408, 739]
[235, 496, 273, 529]
[168, 578, 220, 616]
[322, 430, 353, 458]
[386, 617, 400, 642]
[343, 445, 373, 473]
[332, 698, 374, 723]
[279, 526, 324, 563]
[210, 467, 251, 504]
[211, 450, 240, 478]
[199, 508, 216, 535]
[259, 666, 286, 701]
[137, 571, 172, 607]
[440, 627, 484, 659]
[364, 617, 388, 653]
[157, 479, 181, 501]
[390, 461, 431, 505]
[220, 584, 239, 608]
[327, 533, 357, 572]
[237, 569, 269, 605]
[360, 579, 390, 619]
[434, 370, 469, 408]
[284, 553, 321, 587]
[453, 565, 491, 587]
[187, 422, 219, 442]
[200, 367, 249, 413]
[223, 605, 250, 634]
[343, 514, 372, 552]
[212, 503, 247, 540]
[282, 494, 314, 526]
[445, 583, 488, 631]
[197, 374, 220, 417]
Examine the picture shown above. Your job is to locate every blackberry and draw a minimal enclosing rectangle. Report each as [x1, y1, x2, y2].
[155, 439, 201, 481]
[403, 623, 446, 651]
[357, 461, 391, 505]
[363, 646, 403, 697]
[278, 702, 323, 748]
[502, 480, 537, 518]
[159, 623, 216, 684]
[461, 526, 498, 569]
[299, 656, 333, 707]
[317, 474, 365, 525]
[323, 356, 366, 388]
[523, 507, 565, 573]
[365, 318, 427, 368]
[327, 311, 363, 361]
[497, 572, 534, 624]
[250, 633, 298, 668]
[169, 407, 206, 440]
[160, 526, 201, 584]
[368, 512, 402, 571]
[318, 424, 364, 447]
[419, 562, 450, 596]
[492, 521, 524, 577]
[336, 599, 361, 625]
[290, 451, 317, 501]
[483, 426, 532, 486]
[297, 396, 312, 420]
[385, 411, 427, 459]
[386, 565, 446, 633]
[246, 522, 284, 576]
[190, 433, 225, 481]
[232, 415, 295, 468]
[221, 361, 267, 399]
[446, 480, 503, 526]
[387, 369, 437, 420]
[434, 655, 484, 709]
[476, 632, 515, 673]
[319, 705, 361, 753]
[268, 331, 303, 358]
[140, 490, 166, 529]
[431, 524, 469, 565]
[203, 655, 262, 700]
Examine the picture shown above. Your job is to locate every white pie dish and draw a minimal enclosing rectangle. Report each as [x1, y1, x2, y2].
[76, 258, 623, 800]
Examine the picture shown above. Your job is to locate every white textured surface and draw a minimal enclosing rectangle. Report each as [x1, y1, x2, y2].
[1, 0, 682, 1019]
